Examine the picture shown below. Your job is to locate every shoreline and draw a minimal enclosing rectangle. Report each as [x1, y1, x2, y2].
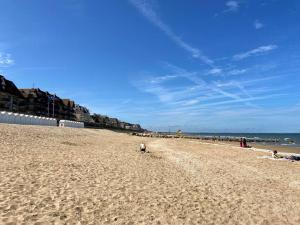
[203, 140, 300, 155]
[132, 132, 300, 155]
[250, 143, 300, 154]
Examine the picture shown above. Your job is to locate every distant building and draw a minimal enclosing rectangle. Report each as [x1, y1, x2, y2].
[90, 113, 143, 131]
[124, 123, 142, 131]
[20, 89, 76, 120]
[0, 75, 25, 112]
[62, 99, 76, 121]
[119, 122, 126, 129]
[75, 104, 93, 122]
[108, 118, 120, 128]
[131, 124, 142, 131]
[91, 114, 111, 127]
[20, 88, 54, 117]
[0, 74, 145, 131]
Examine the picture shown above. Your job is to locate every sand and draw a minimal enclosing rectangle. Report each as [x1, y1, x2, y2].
[251, 143, 300, 154]
[1, 124, 300, 225]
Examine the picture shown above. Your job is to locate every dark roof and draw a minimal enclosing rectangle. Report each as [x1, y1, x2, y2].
[62, 99, 75, 107]
[19, 88, 64, 104]
[19, 88, 48, 98]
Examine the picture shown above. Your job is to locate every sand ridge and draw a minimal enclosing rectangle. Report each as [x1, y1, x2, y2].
[1, 124, 300, 224]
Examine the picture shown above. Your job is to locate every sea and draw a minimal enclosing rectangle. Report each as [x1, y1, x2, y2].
[186, 133, 300, 147]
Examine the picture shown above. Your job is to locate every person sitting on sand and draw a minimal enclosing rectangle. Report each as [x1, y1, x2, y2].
[140, 143, 146, 152]
[272, 150, 282, 159]
[272, 150, 300, 161]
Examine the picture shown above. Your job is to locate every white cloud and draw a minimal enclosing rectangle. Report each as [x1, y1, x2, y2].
[208, 68, 222, 75]
[135, 65, 248, 107]
[182, 99, 200, 106]
[254, 20, 264, 29]
[225, 1, 239, 12]
[148, 75, 179, 84]
[192, 93, 285, 108]
[0, 52, 14, 67]
[233, 45, 278, 60]
[228, 69, 247, 75]
[128, 0, 214, 66]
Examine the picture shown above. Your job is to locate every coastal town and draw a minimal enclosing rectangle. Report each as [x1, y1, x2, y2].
[0, 75, 143, 132]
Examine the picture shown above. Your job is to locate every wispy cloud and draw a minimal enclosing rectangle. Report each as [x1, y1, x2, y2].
[254, 20, 264, 29]
[182, 99, 200, 106]
[227, 68, 247, 75]
[148, 74, 180, 84]
[225, 1, 240, 12]
[128, 60, 297, 132]
[190, 93, 286, 108]
[208, 68, 222, 75]
[233, 45, 278, 60]
[132, 63, 285, 114]
[128, 0, 214, 66]
[0, 52, 14, 67]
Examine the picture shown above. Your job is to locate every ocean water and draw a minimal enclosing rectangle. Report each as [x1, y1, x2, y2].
[187, 133, 300, 147]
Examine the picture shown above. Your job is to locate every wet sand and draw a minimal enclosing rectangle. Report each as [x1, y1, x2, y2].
[251, 143, 300, 154]
[1, 124, 300, 224]
[181, 139, 300, 154]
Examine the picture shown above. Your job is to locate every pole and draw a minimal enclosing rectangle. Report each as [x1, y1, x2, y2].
[47, 96, 50, 117]
[52, 94, 55, 118]
[10, 96, 13, 111]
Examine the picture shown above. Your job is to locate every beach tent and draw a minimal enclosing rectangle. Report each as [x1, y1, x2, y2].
[20, 114, 25, 124]
[38, 117, 43, 125]
[32, 116, 38, 125]
[28, 115, 33, 124]
[6, 112, 13, 123]
[24, 115, 30, 124]
[41, 117, 47, 126]
[13, 113, 19, 124]
[0, 111, 6, 123]
[0, 111, 9, 123]
[59, 120, 84, 128]
[45, 118, 49, 126]
[0, 111, 57, 126]
[8, 113, 15, 124]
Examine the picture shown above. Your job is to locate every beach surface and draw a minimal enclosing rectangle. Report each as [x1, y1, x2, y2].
[1, 124, 300, 225]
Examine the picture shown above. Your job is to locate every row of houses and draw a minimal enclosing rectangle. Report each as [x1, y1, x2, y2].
[91, 114, 142, 131]
[0, 75, 144, 131]
[0, 75, 80, 120]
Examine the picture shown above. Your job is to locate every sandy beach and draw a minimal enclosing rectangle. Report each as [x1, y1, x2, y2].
[1, 124, 300, 224]
[251, 143, 300, 154]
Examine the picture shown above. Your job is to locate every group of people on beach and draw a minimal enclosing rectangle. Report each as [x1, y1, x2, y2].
[139, 140, 300, 162]
[272, 150, 300, 161]
[239, 138, 299, 161]
[240, 138, 249, 148]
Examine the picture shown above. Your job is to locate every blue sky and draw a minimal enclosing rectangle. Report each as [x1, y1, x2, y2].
[1, 0, 300, 132]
